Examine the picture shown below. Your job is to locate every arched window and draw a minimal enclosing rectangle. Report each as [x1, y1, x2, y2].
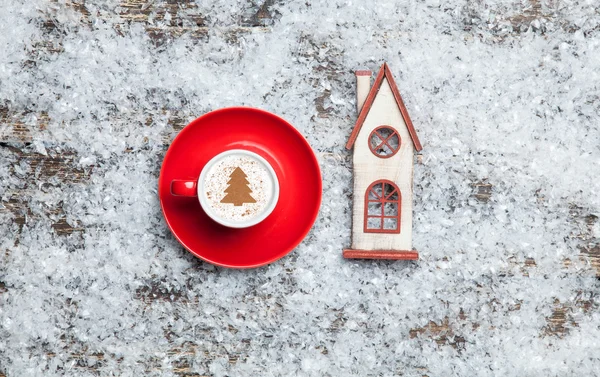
[364, 180, 401, 233]
[369, 126, 401, 158]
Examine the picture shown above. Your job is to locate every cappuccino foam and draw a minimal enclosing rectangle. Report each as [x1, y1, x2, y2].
[203, 154, 274, 223]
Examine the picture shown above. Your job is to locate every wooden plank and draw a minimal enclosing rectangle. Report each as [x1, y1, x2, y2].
[31, 0, 273, 54]
[0, 145, 90, 236]
[470, 180, 492, 202]
[0, 107, 49, 144]
[0, 105, 334, 146]
[135, 279, 189, 304]
[463, 0, 565, 39]
[505, 0, 549, 34]
[409, 317, 466, 349]
[141, 25, 270, 45]
[239, 0, 280, 27]
[544, 297, 595, 337]
[0, 145, 91, 183]
[580, 245, 600, 277]
[118, 0, 206, 26]
[408, 294, 595, 347]
[116, 0, 273, 45]
[36, 341, 249, 375]
[1, 197, 83, 237]
[568, 206, 600, 277]
[0, 108, 193, 145]
[118, 0, 278, 27]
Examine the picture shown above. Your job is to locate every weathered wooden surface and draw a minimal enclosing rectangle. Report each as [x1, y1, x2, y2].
[1, 0, 599, 376]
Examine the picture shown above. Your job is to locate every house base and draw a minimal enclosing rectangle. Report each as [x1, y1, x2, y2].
[343, 249, 419, 260]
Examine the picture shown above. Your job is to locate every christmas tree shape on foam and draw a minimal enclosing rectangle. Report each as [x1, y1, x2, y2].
[220, 167, 257, 206]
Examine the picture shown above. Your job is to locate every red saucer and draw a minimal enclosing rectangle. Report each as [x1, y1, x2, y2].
[158, 107, 322, 268]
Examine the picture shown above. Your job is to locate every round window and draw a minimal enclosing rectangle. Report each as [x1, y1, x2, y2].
[369, 126, 401, 158]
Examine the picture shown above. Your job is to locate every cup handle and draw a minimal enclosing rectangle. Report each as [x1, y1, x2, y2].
[171, 180, 197, 197]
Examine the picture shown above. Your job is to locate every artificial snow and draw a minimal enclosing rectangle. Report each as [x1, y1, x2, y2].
[0, 0, 599, 376]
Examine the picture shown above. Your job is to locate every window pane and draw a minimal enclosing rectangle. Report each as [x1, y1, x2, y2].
[368, 183, 382, 200]
[383, 218, 398, 230]
[384, 201, 398, 216]
[374, 183, 383, 198]
[383, 183, 398, 200]
[368, 202, 382, 216]
[366, 217, 382, 229]
[369, 132, 383, 150]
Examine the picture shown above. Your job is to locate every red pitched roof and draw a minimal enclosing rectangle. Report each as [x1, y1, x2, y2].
[346, 63, 422, 151]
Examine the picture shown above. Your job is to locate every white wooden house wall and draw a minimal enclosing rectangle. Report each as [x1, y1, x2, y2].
[351, 77, 414, 251]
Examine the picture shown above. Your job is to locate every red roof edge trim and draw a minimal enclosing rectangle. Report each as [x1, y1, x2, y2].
[383, 63, 422, 151]
[346, 63, 422, 152]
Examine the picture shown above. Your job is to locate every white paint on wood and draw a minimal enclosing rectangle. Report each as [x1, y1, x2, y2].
[351, 77, 415, 251]
[355, 73, 371, 112]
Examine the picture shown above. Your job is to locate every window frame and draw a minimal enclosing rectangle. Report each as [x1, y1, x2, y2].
[368, 126, 401, 158]
[363, 180, 401, 234]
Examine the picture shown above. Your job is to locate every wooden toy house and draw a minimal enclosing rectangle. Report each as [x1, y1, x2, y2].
[343, 63, 422, 260]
